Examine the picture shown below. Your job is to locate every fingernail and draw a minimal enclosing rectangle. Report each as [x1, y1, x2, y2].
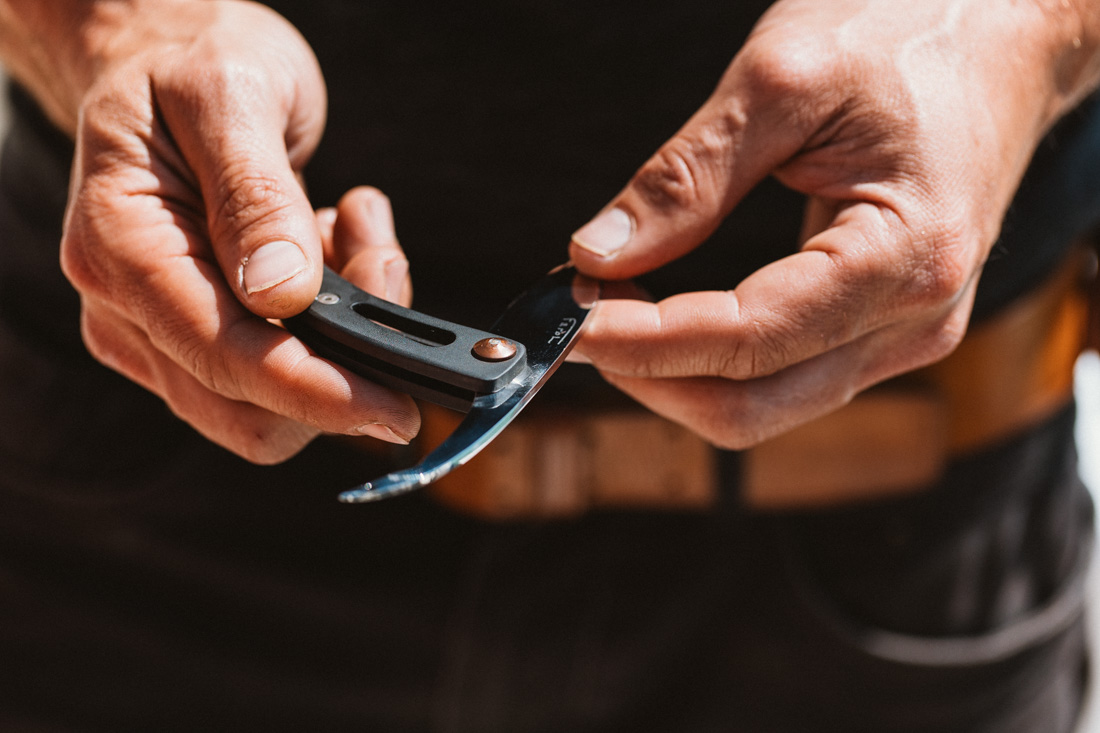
[363, 191, 396, 240]
[355, 423, 410, 445]
[571, 207, 634, 257]
[242, 240, 309, 294]
[384, 259, 408, 303]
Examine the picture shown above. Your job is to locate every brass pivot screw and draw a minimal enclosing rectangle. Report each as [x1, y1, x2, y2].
[472, 337, 517, 362]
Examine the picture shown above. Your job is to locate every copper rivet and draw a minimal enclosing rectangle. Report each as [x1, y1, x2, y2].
[472, 337, 517, 362]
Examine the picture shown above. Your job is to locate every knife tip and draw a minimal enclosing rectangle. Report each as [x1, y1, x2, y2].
[338, 483, 378, 503]
[338, 472, 423, 503]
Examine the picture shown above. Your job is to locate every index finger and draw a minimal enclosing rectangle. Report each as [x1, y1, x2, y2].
[575, 201, 976, 380]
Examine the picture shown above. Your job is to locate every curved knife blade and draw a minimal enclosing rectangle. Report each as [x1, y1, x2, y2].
[339, 264, 599, 503]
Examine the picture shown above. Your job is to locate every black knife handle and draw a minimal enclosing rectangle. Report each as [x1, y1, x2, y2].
[284, 267, 527, 411]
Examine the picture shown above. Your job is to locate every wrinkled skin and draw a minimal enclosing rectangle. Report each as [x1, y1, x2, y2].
[1, 0, 1098, 463]
[568, 0, 1100, 450]
[1, 0, 419, 462]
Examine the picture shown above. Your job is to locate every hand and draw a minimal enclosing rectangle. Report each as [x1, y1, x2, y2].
[3, 0, 420, 462]
[568, 0, 1100, 449]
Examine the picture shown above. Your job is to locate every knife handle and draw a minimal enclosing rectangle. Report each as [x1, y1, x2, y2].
[283, 267, 527, 411]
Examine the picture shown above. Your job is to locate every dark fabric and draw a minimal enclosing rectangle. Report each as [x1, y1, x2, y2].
[980, 92, 1100, 321]
[280, 0, 801, 328]
[274, 0, 1100, 327]
[0, 2, 1098, 731]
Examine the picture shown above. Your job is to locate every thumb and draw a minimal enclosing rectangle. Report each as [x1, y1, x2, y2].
[159, 83, 324, 320]
[209, 147, 322, 320]
[569, 77, 810, 280]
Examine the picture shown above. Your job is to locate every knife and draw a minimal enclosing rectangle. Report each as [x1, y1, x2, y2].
[284, 263, 599, 502]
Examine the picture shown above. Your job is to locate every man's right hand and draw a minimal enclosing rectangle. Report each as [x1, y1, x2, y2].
[0, 0, 420, 462]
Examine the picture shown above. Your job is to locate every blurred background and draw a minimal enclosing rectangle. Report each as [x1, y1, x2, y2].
[1082, 353, 1100, 509]
[0, 79, 1098, 729]
[1078, 352, 1100, 731]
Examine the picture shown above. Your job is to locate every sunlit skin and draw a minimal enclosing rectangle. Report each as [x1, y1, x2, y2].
[568, 0, 1100, 449]
[0, 0, 1098, 462]
[0, 0, 419, 462]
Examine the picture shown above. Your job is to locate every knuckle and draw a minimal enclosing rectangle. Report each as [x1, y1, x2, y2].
[59, 232, 98, 295]
[171, 328, 238, 398]
[633, 127, 731, 213]
[210, 164, 296, 243]
[181, 48, 271, 109]
[718, 323, 793, 380]
[175, 335, 214, 387]
[59, 194, 121, 298]
[904, 228, 975, 310]
[627, 353, 662, 380]
[922, 254, 971, 306]
[634, 144, 701, 212]
[695, 344, 743, 380]
[739, 33, 836, 101]
[745, 330, 791, 377]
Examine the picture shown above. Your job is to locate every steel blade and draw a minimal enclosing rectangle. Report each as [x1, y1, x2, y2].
[339, 264, 598, 502]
